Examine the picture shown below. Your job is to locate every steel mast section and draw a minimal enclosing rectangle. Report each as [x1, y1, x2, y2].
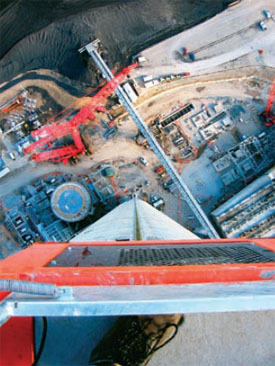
[24, 63, 137, 163]
[80, 40, 219, 239]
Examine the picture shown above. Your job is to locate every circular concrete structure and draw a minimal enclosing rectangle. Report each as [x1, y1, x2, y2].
[51, 182, 91, 222]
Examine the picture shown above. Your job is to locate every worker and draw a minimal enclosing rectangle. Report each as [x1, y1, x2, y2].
[89, 314, 184, 366]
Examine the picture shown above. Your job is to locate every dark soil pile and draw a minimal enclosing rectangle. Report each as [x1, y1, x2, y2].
[0, 0, 234, 86]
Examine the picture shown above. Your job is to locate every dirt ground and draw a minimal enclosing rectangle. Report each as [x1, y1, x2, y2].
[0, 71, 271, 234]
[0, 69, 88, 108]
[0, 0, 234, 85]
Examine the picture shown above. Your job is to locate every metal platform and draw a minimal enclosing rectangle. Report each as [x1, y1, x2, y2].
[46, 242, 275, 267]
[0, 237, 274, 363]
[1, 239, 274, 318]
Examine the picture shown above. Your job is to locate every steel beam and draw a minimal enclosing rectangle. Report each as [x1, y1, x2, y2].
[1, 282, 275, 319]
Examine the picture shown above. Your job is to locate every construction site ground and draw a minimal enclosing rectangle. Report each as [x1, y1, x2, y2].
[131, 0, 275, 79]
[0, 70, 273, 245]
[135, 76, 272, 202]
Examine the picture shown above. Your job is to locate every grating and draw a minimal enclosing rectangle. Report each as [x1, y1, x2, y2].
[47, 243, 275, 267]
[118, 245, 274, 265]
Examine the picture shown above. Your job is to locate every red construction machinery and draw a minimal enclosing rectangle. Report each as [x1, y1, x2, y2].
[262, 75, 275, 127]
[0, 96, 24, 114]
[24, 63, 137, 164]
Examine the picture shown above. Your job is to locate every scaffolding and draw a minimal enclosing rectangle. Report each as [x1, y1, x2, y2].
[212, 167, 275, 238]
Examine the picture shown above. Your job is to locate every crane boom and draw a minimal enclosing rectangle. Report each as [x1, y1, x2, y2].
[81, 40, 219, 239]
[265, 75, 275, 113]
[262, 75, 275, 127]
[0, 96, 24, 114]
[24, 63, 137, 163]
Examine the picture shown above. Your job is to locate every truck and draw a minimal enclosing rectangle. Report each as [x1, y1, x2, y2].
[149, 195, 165, 209]
[0, 167, 10, 179]
[143, 75, 153, 83]
[152, 198, 165, 209]
[137, 56, 146, 63]
[138, 156, 149, 166]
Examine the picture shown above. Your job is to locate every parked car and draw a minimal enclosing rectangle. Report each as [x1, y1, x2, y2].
[258, 21, 267, 31]
[19, 227, 27, 234]
[22, 233, 33, 242]
[13, 217, 23, 226]
[162, 179, 173, 190]
[149, 195, 165, 209]
[152, 198, 165, 209]
[173, 136, 184, 146]
[263, 10, 271, 19]
[138, 156, 149, 166]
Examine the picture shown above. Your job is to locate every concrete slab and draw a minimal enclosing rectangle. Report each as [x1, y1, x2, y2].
[181, 152, 224, 213]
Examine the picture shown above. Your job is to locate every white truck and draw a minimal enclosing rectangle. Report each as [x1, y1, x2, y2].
[0, 167, 10, 179]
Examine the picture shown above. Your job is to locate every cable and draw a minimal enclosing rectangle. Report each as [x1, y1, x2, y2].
[32, 317, 48, 366]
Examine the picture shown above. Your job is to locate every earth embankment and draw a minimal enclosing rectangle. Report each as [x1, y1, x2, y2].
[0, 0, 233, 85]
